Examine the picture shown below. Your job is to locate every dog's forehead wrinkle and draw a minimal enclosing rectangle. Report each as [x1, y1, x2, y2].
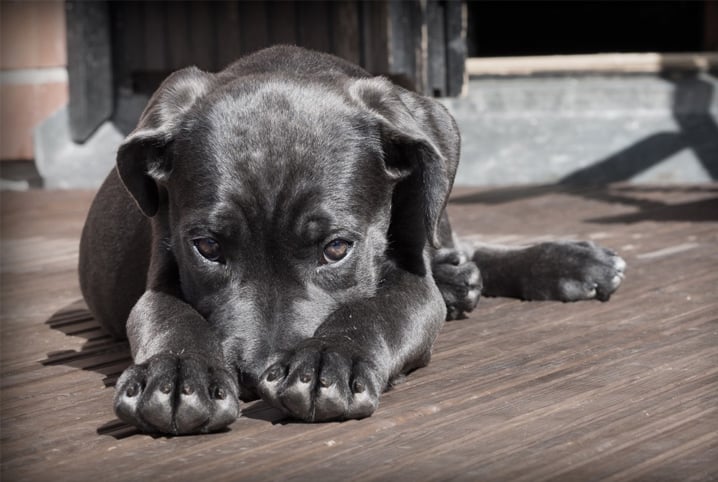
[197, 161, 374, 241]
[211, 77, 353, 118]
[171, 83, 391, 227]
[204, 81, 368, 163]
[207, 80, 351, 140]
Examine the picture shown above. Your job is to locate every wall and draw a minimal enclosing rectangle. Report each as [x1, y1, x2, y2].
[442, 73, 718, 186]
[0, 1, 68, 161]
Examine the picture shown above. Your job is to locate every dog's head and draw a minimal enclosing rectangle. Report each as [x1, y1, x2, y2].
[116, 57, 459, 391]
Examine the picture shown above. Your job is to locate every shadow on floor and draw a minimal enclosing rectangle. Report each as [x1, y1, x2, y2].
[41, 300, 139, 438]
[41, 300, 290, 438]
[559, 73, 718, 184]
[451, 72, 718, 222]
[450, 184, 718, 224]
[41, 299, 131, 388]
[578, 189, 718, 224]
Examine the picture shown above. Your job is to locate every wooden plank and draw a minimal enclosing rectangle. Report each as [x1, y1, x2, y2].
[188, 1, 217, 70]
[238, 1, 269, 55]
[109, 2, 140, 92]
[65, 0, 113, 142]
[426, 0, 447, 96]
[332, 1, 361, 65]
[266, 1, 298, 46]
[387, 0, 424, 92]
[142, 1, 167, 72]
[444, 0, 467, 96]
[164, 2, 192, 70]
[359, 1, 389, 75]
[297, 1, 331, 52]
[215, 1, 242, 69]
[1, 185, 717, 480]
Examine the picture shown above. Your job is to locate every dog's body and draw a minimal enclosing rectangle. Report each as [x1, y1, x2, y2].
[79, 46, 625, 434]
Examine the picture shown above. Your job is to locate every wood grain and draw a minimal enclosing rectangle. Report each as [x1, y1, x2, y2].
[1, 185, 716, 481]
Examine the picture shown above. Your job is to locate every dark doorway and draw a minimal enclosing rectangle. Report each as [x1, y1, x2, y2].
[467, 1, 709, 57]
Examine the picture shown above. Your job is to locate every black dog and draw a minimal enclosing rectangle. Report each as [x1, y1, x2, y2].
[79, 46, 625, 435]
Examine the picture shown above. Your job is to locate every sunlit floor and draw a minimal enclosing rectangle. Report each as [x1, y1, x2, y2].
[1, 184, 717, 481]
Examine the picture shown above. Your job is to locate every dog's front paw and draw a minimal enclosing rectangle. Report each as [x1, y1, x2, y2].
[114, 353, 239, 435]
[257, 339, 382, 422]
[432, 248, 482, 320]
[525, 241, 626, 302]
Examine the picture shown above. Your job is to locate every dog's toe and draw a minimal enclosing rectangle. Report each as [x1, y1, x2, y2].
[549, 245, 627, 302]
[432, 249, 482, 320]
[593, 254, 627, 301]
[258, 340, 381, 422]
[613, 255, 627, 274]
[114, 354, 240, 435]
[114, 365, 149, 431]
[175, 389, 210, 433]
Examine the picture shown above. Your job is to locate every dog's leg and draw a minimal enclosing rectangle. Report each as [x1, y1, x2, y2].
[472, 241, 626, 302]
[257, 265, 445, 422]
[113, 290, 240, 434]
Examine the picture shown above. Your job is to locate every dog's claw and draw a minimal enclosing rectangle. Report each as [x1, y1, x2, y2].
[257, 339, 381, 422]
[213, 386, 226, 400]
[432, 248, 482, 320]
[125, 383, 139, 398]
[266, 367, 281, 382]
[114, 353, 240, 435]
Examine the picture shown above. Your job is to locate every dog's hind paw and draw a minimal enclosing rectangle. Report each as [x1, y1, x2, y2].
[521, 241, 626, 302]
[257, 338, 382, 422]
[114, 353, 239, 435]
[432, 248, 482, 320]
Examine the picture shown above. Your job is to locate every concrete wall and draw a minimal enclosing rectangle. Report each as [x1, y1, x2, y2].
[442, 73, 718, 186]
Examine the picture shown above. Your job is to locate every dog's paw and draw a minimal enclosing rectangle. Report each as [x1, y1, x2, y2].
[114, 353, 239, 435]
[524, 241, 626, 302]
[257, 339, 382, 422]
[432, 248, 482, 320]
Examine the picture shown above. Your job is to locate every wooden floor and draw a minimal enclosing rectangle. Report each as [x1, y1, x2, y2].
[1, 184, 717, 481]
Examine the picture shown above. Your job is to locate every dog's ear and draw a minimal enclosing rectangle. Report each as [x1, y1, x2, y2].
[349, 77, 460, 249]
[116, 67, 214, 217]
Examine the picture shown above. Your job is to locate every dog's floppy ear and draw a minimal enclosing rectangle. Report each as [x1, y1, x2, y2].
[349, 77, 460, 249]
[116, 67, 214, 217]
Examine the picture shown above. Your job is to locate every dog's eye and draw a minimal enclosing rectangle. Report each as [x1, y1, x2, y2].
[193, 238, 224, 263]
[323, 239, 352, 264]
